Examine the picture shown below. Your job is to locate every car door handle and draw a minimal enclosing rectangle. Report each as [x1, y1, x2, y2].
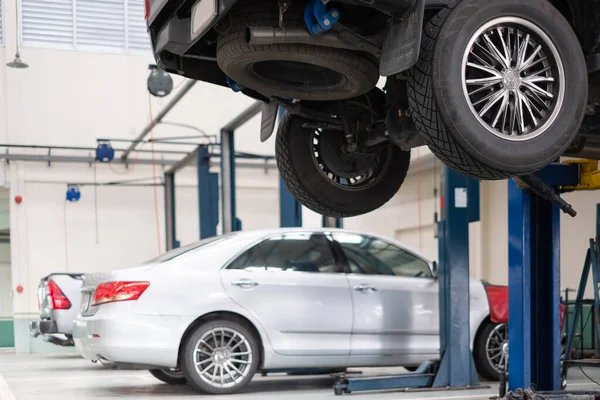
[353, 284, 377, 292]
[231, 279, 258, 288]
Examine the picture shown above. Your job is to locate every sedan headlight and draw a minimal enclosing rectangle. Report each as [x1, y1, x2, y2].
[191, 0, 218, 38]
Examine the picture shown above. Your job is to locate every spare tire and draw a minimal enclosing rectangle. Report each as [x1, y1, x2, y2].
[216, 0, 379, 101]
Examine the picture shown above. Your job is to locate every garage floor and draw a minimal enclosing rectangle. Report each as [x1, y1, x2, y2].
[1, 350, 600, 399]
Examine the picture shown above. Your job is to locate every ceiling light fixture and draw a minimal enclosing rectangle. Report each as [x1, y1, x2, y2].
[7, 0, 28, 69]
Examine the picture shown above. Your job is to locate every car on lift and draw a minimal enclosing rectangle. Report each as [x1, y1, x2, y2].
[30, 273, 84, 347]
[145, 0, 599, 218]
[73, 228, 511, 394]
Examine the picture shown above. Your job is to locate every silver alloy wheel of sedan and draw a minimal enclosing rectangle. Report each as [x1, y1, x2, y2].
[486, 322, 508, 374]
[193, 327, 253, 389]
[461, 17, 565, 141]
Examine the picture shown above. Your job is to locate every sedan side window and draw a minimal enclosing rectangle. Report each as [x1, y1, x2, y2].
[333, 233, 432, 278]
[257, 233, 343, 273]
[227, 245, 267, 271]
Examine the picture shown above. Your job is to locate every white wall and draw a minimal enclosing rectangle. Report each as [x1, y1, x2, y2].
[0, 0, 281, 323]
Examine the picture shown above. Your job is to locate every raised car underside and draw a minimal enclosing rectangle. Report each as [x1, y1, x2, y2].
[147, 0, 600, 217]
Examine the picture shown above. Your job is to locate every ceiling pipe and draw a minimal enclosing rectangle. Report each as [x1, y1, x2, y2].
[121, 80, 197, 160]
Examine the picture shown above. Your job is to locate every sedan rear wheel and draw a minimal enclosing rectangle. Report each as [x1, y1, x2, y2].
[148, 368, 187, 385]
[181, 319, 260, 394]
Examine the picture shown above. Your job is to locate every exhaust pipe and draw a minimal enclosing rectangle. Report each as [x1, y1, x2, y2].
[246, 27, 381, 56]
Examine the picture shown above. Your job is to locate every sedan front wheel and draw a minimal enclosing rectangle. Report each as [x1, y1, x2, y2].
[181, 319, 260, 394]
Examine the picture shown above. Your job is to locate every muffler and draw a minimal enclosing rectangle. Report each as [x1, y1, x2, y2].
[246, 27, 380, 56]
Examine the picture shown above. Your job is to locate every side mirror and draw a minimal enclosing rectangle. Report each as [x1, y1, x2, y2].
[432, 261, 438, 279]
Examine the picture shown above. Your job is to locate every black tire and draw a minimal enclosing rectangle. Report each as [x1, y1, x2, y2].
[180, 319, 260, 395]
[404, 366, 418, 372]
[426, 0, 585, 176]
[148, 369, 187, 385]
[216, 0, 379, 101]
[408, 8, 512, 180]
[474, 321, 507, 381]
[275, 104, 411, 218]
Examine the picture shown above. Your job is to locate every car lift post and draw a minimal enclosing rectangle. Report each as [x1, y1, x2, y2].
[197, 145, 219, 239]
[333, 166, 483, 394]
[278, 105, 304, 228]
[507, 163, 579, 392]
[280, 177, 303, 227]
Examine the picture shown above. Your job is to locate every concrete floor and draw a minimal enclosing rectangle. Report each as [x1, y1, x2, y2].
[1, 350, 600, 399]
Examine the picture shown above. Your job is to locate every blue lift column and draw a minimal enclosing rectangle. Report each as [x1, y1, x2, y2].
[164, 172, 178, 249]
[323, 216, 343, 228]
[220, 128, 239, 233]
[280, 177, 303, 227]
[507, 164, 579, 391]
[278, 106, 303, 228]
[434, 166, 480, 387]
[332, 166, 483, 394]
[197, 145, 219, 239]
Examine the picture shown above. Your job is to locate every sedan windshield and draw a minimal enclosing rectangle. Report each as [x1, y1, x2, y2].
[143, 233, 237, 264]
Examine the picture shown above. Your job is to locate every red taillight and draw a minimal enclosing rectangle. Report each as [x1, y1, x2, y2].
[144, 0, 150, 20]
[48, 280, 71, 310]
[92, 281, 150, 306]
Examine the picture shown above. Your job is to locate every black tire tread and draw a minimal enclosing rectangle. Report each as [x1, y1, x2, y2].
[275, 111, 410, 218]
[276, 112, 349, 218]
[148, 369, 187, 385]
[407, 7, 514, 180]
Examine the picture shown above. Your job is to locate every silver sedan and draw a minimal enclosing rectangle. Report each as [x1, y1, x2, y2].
[73, 228, 499, 394]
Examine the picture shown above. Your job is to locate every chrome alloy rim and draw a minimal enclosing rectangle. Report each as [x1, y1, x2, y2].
[461, 17, 565, 141]
[486, 323, 508, 374]
[193, 327, 252, 388]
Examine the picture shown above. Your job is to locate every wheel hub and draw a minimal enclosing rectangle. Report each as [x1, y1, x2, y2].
[316, 129, 377, 180]
[212, 349, 230, 365]
[502, 70, 520, 91]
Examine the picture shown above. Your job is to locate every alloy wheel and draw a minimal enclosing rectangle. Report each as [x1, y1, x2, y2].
[486, 322, 508, 374]
[192, 327, 253, 389]
[461, 17, 565, 141]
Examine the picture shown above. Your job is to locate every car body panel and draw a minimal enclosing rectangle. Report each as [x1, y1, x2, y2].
[30, 273, 83, 340]
[221, 268, 354, 356]
[74, 228, 492, 372]
[346, 273, 439, 358]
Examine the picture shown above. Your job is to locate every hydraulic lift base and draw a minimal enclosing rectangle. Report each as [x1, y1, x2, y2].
[331, 361, 490, 395]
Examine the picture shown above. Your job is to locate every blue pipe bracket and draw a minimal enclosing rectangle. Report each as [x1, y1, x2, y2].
[226, 77, 245, 92]
[304, 0, 340, 35]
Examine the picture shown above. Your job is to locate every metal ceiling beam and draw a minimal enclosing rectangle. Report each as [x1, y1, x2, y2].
[221, 102, 262, 132]
[165, 147, 199, 174]
[121, 80, 198, 161]
[0, 152, 277, 170]
[0, 153, 176, 166]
